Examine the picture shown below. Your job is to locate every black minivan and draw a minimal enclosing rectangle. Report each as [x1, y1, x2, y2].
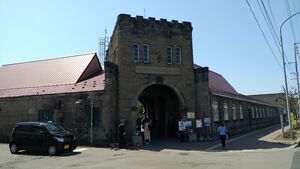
[9, 122, 77, 155]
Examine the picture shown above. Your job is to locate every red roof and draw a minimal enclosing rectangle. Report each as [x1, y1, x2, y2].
[208, 70, 238, 95]
[194, 64, 238, 94]
[0, 52, 104, 98]
[0, 74, 105, 98]
[0, 52, 99, 90]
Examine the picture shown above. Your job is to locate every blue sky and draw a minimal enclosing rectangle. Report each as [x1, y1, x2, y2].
[0, 0, 299, 95]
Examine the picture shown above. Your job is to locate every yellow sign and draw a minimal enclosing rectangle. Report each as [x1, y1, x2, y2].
[187, 112, 195, 119]
[291, 113, 296, 125]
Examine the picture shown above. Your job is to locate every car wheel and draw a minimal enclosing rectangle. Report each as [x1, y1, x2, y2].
[10, 144, 18, 154]
[48, 145, 57, 155]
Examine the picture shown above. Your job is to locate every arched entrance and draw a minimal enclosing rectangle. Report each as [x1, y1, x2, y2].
[137, 84, 180, 138]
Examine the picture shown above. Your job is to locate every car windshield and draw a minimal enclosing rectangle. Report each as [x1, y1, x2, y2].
[44, 124, 66, 133]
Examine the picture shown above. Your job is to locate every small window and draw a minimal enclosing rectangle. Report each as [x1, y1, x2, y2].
[38, 109, 53, 122]
[175, 47, 181, 64]
[133, 44, 139, 63]
[239, 105, 243, 119]
[167, 47, 172, 64]
[212, 101, 219, 121]
[256, 107, 259, 118]
[143, 44, 149, 63]
[232, 104, 237, 120]
[224, 103, 229, 120]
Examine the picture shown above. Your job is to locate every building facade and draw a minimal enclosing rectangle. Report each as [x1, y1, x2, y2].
[0, 14, 280, 145]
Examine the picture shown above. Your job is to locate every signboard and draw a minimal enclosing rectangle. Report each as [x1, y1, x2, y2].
[184, 120, 192, 128]
[196, 119, 203, 128]
[204, 118, 211, 127]
[187, 112, 195, 119]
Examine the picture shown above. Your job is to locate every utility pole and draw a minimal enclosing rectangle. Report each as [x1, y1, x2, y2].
[295, 43, 300, 120]
[279, 12, 300, 139]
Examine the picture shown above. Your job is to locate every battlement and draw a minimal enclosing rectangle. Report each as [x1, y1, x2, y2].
[115, 14, 192, 39]
[117, 14, 192, 29]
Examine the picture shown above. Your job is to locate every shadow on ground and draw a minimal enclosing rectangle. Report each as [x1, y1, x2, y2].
[15, 150, 81, 157]
[125, 125, 293, 152]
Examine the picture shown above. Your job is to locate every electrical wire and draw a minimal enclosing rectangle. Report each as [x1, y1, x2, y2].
[267, 0, 279, 35]
[292, 0, 300, 40]
[284, 0, 298, 42]
[245, 0, 283, 71]
[256, 0, 281, 54]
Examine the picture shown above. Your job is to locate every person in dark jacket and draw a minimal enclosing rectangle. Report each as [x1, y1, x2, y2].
[118, 121, 126, 148]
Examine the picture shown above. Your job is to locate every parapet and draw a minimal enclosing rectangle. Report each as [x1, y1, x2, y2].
[117, 13, 192, 28]
[116, 14, 192, 39]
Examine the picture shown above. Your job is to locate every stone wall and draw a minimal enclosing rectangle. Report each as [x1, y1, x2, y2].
[0, 91, 108, 144]
[194, 66, 280, 140]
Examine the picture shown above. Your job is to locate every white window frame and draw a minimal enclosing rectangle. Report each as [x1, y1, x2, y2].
[167, 47, 172, 64]
[224, 103, 229, 120]
[133, 43, 139, 63]
[212, 101, 219, 121]
[143, 44, 149, 63]
[175, 47, 182, 64]
[239, 105, 243, 119]
[232, 104, 237, 120]
[251, 106, 255, 119]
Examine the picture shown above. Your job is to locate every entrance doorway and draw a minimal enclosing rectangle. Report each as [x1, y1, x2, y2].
[137, 85, 180, 138]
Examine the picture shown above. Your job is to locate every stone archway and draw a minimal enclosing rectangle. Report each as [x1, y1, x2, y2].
[135, 84, 183, 138]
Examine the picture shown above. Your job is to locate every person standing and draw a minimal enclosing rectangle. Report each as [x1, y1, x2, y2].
[118, 121, 126, 148]
[217, 122, 228, 149]
[178, 118, 186, 142]
[143, 117, 151, 144]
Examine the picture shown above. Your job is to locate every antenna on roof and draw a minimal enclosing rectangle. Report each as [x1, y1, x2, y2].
[98, 27, 109, 70]
[143, 8, 146, 18]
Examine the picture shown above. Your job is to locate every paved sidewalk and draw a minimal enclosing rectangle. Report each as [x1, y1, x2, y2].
[259, 126, 300, 148]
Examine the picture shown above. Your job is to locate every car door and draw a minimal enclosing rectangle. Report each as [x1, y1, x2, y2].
[31, 125, 49, 151]
[12, 125, 28, 149]
[18, 125, 33, 150]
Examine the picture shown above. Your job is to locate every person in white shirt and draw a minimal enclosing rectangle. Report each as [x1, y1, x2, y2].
[178, 118, 186, 142]
[217, 122, 228, 149]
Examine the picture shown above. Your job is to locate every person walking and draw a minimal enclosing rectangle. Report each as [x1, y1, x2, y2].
[217, 122, 228, 149]
[178, 118, 186, 142]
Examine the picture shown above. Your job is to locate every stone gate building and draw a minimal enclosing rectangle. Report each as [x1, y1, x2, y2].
[0, 14, 280, 145]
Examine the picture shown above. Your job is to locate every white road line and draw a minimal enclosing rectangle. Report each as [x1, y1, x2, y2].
[206, 125, 281, 151]
[74, 148, 89, 152]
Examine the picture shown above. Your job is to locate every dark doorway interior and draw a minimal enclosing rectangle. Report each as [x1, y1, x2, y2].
[138, 85, 179, 138]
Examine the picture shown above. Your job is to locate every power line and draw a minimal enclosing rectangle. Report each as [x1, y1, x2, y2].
[291, 0, 300, 39]
[261, 0, 281, 44]
[245, 0, 283, 71]
[267, 0, 279, 34]
[258, 0, 293, 72]
[284, 0, 298, 42]
[256, 0, 281, 53]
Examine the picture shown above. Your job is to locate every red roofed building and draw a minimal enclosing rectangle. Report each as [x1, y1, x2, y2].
[0, 14, 281, 145]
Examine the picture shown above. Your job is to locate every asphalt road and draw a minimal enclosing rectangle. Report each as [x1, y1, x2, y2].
[0, 125, 298, 169]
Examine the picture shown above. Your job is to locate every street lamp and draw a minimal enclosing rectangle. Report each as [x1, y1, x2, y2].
[280, 12, 300, 139]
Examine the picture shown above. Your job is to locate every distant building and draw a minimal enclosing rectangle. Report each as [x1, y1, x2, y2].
[0, 14, 280, 144]
[249, 93, 284, 108]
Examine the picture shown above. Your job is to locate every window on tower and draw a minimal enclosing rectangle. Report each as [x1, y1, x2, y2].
[133, 43, 139, 63]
